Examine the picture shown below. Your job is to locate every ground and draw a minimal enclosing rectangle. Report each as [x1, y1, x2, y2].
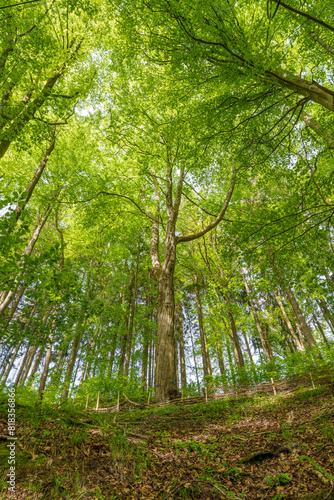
[1, 385, 334, 499]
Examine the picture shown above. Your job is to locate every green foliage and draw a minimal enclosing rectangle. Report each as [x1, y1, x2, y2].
[265, 473, 292, 487]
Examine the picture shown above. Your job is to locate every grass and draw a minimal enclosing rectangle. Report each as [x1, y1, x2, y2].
[0, 384, 334, 499]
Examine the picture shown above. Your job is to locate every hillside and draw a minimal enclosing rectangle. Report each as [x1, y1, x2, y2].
[1, 384, 334, 500]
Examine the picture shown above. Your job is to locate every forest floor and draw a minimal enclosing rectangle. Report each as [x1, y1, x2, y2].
[1, 385, 334, 500]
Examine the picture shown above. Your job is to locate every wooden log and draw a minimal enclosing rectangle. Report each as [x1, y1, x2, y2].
[271, 378, 277, 396]
[96, 391, 100, 411]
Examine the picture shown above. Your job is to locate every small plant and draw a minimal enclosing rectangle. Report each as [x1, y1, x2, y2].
[265, 473, 292, 487]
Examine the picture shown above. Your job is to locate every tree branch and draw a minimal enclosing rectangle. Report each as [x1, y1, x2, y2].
[176, 165, 236, 244]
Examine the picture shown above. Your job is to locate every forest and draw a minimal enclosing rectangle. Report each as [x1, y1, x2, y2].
[1, 0, 334, 499]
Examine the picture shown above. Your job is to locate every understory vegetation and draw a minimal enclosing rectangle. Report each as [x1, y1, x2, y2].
[1, 0, 334, 497]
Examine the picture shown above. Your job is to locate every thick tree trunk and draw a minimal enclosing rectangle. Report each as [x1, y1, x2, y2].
[155, 270, 177, 401]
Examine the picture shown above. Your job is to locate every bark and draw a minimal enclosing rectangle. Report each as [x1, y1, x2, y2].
[303, 113, 334, 148]
[0, 346, 13, 380]
[148, 339, 153, 388]
[241, 330, 254, 365]
[224, 304, 244, 367]
[38, 333, 54, 400]
[1, 341, 22, 384]
[118, 274, 133, 375]
[216, 342, 225, 375]
[285, 286, 316, 348]
[107, 330, 118, 378]
[19, 344, 39, 386]
[14, 133, 56, 221]
[267, 70, 334, 114]
[273, 289, 304, 351]
[62, 315, 86, 400]
[318, 299, 334, 333]
[0, 205, 52, 318]
[27, 346, 43, 383]
[176, 301, 187, 388]
[194, 275, 211, 378]
[3, 286, 26, 329]
[141, 337, 149, 392]
[151, 154, 235, 401]
[124, 243, 140, 378]
[0, 39, 83, 159]
[14, 343, 30, 386]
[312, 314, 330, 347]
[241, 268, 272, 361]
[189, 314, 201, 393]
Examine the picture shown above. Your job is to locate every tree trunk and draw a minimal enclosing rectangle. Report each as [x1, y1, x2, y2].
[225, 308, 244, 368]
[19, 345, 38, 386]
[241, 330, 254, 364]
[176, 301, 187, 388]
[194, 275, 211, 378]
[0, 205, 52, 318]
[27, 346, 43, 383]
[318, 299, 334, 333]
[241, 268, 272, 361]
[14, 343, 30, 386]
[312, 314, 330, 347]
[15, 133, 56, 221]
[38, 333, 54, 400]
[155, 269, 177, 401]
[124, 244, 140, 378]
[118, 274, 133, 375]
[1, 341, 22, 384]
[62, 316, 86, 400]
[273, 289, 305, 351]
[216, 342, 225, 375]
[285, 286, 316, 348]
